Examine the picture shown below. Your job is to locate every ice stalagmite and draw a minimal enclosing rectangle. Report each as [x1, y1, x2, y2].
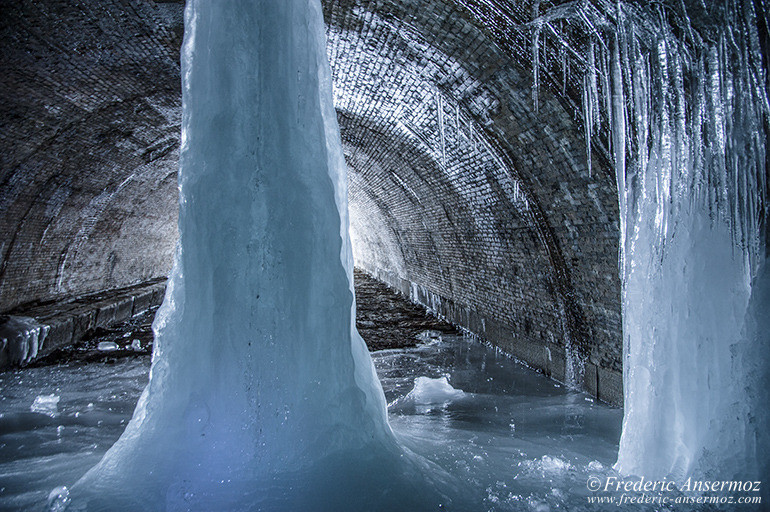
[609, 2, 769, 487]
[530, 0, 769, 490]
[65, 1, 454, 510]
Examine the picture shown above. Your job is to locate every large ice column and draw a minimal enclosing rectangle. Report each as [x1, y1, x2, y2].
[614, 191, 763, 481]
[529, 0, 769, 486]
[66, 1, 450, 510]
[607, 1, 770, 486]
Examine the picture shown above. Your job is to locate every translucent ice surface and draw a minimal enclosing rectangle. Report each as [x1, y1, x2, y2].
[63, 0, 453, 509]
[0, 359, 150, 511]
[1, 336, 632, 511]
[6, 336, 748, 511]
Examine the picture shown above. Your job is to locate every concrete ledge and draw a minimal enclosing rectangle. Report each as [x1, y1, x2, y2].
[359, 264, 623, 407]
[3, 267, 626, 406]
[0, 279, 167, 369]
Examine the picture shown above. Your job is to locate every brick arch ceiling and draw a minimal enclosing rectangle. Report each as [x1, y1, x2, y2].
[0, 0, 622, 373]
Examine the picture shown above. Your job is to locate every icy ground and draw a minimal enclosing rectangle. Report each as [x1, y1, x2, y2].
[0, 334, 630, 511]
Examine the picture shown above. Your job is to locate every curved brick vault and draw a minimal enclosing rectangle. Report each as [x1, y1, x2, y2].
[0, 0, 626, 401]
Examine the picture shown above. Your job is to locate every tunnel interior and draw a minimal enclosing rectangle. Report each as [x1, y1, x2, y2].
[1, 0, 769, 508]
[0, 0, 632, 401]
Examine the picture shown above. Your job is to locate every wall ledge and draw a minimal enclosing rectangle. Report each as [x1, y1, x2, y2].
[0, 279, 167, 370]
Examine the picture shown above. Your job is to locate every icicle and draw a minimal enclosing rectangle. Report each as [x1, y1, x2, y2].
[672, 49, 687, 215]
[531, 0, 542, 112]
[600, 42, 612, 135]
[631, 33, 650, 195]
[582, 72, 593, 177]
[587, 38, 600, 131]
[610, 34, 628, 273]
[436, 89, 446, 167]
[469, 118, 476, 153]
[707, 44, 727, 217]
[455, 102, 461, 142]
[532, 25, 541, 113]
[653, 36, 672, 246]
[580, 37, 602, 178]
[691, 54, 706, 202]
[559, 21, 568, 94]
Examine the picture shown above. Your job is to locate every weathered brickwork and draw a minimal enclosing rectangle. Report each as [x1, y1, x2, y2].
[0, 0, 623, 401]
[0, 1, 182, 313]
[325, 0, 623, 398]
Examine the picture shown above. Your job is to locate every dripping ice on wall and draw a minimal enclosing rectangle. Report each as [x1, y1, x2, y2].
[63, 1, 464, 510]
[530, 0, 769, 487]
[0, 316, 49, 366]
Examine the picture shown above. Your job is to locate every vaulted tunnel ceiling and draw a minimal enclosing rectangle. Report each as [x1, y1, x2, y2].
[0, 0, 625, 374]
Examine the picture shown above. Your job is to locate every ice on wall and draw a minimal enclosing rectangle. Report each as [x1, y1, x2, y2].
[65, 1, 466, 510]
[531, 0, 768, 487]
[0, 316, 49, 366]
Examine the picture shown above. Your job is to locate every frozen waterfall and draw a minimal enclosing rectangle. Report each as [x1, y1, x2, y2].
[532, 0, 769, 490]
[610, 1, 769, 487]
[63, 1, 457, 510]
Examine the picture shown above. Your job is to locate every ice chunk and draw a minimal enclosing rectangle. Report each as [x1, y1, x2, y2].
[97, 342, 118, 352]
[406, 376, 464, 405]
[522, 455, 572, 477]
[587, 460, 604, 472]
[31, 394, 60, 417]
[417, 330, 442, 344]
[539, 455, 571, 474]
[46, 486, 70, 512]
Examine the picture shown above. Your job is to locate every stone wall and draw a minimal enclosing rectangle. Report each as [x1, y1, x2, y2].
[0, 1, 181, 312]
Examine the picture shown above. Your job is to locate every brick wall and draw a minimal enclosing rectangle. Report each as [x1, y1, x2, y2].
[327, 0, 622, 401]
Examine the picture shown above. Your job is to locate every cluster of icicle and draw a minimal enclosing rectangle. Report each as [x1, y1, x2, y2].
[532, 0, 768, 487]
[531, 0, 768, 260]
[0, 316, 49, 366]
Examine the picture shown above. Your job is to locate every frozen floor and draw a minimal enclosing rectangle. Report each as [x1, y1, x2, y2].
[0, 334, 634, 511]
